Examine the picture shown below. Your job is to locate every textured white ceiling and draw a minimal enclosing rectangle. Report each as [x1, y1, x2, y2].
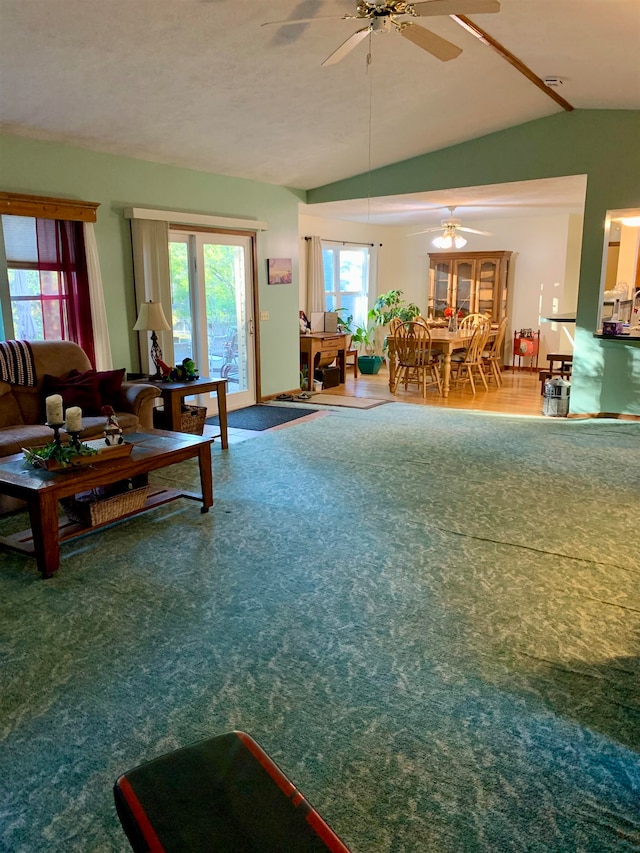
[1, 0, 639, 195]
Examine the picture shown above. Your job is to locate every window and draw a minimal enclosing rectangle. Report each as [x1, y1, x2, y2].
[0, 193, 99, 363]
[322, 243, 370, 328]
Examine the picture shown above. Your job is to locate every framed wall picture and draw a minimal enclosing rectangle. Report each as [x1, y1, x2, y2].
[267, 258, 292, 285]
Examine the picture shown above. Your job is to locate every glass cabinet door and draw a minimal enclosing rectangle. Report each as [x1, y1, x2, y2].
[454, 261, 474, 316]
[430, 252, 511, 325]
[432, 262, 451, 317]
[478, 260, 498, 317]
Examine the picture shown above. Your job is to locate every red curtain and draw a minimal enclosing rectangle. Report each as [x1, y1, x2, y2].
[35, 218, 95, 366]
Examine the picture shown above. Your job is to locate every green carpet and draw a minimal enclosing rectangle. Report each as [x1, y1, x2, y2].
[1, 406, 638, 852]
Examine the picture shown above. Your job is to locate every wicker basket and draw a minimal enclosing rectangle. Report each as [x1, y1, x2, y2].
[61, 484, 149, 527]
[179, 404, 207, 435]
[153, 404, 207, 436]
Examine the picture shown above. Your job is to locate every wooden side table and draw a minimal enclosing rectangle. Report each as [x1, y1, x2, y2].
[146, 378, 229, 449]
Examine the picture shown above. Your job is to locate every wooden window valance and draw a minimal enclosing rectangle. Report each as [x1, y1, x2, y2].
[0, 192, 100, 222]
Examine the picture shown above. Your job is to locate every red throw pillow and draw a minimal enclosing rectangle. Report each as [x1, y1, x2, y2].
[97, 368, 126, 407]
[65, 367, 126, 408]
[43, 370, 103, 416]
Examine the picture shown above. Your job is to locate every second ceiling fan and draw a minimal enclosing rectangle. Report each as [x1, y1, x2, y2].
[262, 0, 501, 66]
[410, 207, 493, 248]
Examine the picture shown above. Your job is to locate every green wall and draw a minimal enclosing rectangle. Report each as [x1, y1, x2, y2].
[0, 135, 304, 398]
[2, 112, 639, 413]
[309, 110, 640, 416]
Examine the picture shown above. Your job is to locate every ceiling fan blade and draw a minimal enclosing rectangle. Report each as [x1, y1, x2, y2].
[399, 23, 462, 61]
[407, 227, 444, 236]
[458, 226, 493, 235]
[412, 0, 500, 16]
[321, 27, 371, 66]
[261, 15, 347, 28]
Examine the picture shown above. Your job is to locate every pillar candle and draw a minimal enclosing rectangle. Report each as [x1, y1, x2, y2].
[65, 406, 83, 432]
[45, 394, 64, 425]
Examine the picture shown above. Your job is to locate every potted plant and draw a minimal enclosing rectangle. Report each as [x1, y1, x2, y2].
[336, 292, 421, 375]
[371, 289, 421, 328]
[336, 309, 383, 373]
[351, 321, 384, 374]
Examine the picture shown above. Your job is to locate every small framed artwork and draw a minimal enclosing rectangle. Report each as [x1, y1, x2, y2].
[267, 258, 292, 285]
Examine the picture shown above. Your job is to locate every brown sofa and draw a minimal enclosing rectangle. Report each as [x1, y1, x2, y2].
[0, 340, 160, 459]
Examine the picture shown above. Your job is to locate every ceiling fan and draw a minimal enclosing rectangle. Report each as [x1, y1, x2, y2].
[409, 207, 493, 248]
[262, 0, 501, 66]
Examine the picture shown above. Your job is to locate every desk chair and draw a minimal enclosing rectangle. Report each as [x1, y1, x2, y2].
[344, 335, 358, 379]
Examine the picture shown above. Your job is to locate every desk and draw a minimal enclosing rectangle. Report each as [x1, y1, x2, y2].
[388, 327, 498, 399]
[147, 377, 228, 449]
[299, 333, 348, 390]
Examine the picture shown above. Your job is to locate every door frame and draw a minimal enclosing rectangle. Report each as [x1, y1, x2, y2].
[169, 223, 262, 407]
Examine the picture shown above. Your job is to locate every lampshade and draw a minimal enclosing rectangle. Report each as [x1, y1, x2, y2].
[133, 301, 171, 332]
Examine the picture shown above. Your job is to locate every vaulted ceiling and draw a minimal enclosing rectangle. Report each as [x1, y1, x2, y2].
[1, 0, 638, 224]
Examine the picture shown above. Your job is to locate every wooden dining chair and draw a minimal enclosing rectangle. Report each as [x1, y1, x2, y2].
[391, 321, 442, 398]
[450, 321, 491, 394]
[458, 313, 490, 333]
[481, 317, 508, 386]
[412, 316, 430, 329]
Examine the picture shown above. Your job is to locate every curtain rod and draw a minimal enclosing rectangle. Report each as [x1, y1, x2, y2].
[304, 236, 380, 247]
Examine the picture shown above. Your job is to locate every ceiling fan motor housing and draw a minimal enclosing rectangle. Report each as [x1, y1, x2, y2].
[358, 1, 414, 16]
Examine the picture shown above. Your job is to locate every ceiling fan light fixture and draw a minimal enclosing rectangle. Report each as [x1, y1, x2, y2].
[432, 227, 467, 250]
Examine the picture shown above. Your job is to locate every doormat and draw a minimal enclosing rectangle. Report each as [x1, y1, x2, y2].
[303, 394, 389, 409]
[206, 405, 316, 432]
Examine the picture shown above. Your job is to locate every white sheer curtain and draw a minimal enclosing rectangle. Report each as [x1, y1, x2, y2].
[306, 236, 325, 317]
[83, 222, 113, 370]
[130, 219, 173, 374]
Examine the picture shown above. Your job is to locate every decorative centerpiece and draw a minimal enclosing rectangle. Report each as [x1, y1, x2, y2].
[23, 396, 132, 471]
[23, 395, 98, 470]
[23, 440, 98, 471]
[444, 306, 463, 333]
[102, 406, 124, 445]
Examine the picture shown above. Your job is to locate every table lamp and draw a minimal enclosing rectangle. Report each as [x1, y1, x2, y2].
[133, 300, 171, 380]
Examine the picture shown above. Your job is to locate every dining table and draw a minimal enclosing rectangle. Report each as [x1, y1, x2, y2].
[387, 326, 498, 399]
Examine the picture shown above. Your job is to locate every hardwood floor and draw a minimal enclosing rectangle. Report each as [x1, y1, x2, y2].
[322, 363, 545, 417]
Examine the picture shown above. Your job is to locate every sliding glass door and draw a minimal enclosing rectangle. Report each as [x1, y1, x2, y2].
[169, 230, 256, 412]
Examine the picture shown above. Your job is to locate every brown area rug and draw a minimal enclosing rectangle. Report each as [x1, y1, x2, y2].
[305, 394, 389, 409]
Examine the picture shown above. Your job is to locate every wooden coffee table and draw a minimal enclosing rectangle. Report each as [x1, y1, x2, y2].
[0, 430, 213, 578]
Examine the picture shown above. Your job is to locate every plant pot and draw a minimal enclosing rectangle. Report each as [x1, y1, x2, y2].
[357, 355, 383, 375]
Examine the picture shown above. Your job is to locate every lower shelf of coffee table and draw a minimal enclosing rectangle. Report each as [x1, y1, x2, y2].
[1, 484, 201, 556]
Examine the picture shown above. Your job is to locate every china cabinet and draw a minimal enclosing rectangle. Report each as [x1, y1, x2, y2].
[428, 251, 512, 322]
